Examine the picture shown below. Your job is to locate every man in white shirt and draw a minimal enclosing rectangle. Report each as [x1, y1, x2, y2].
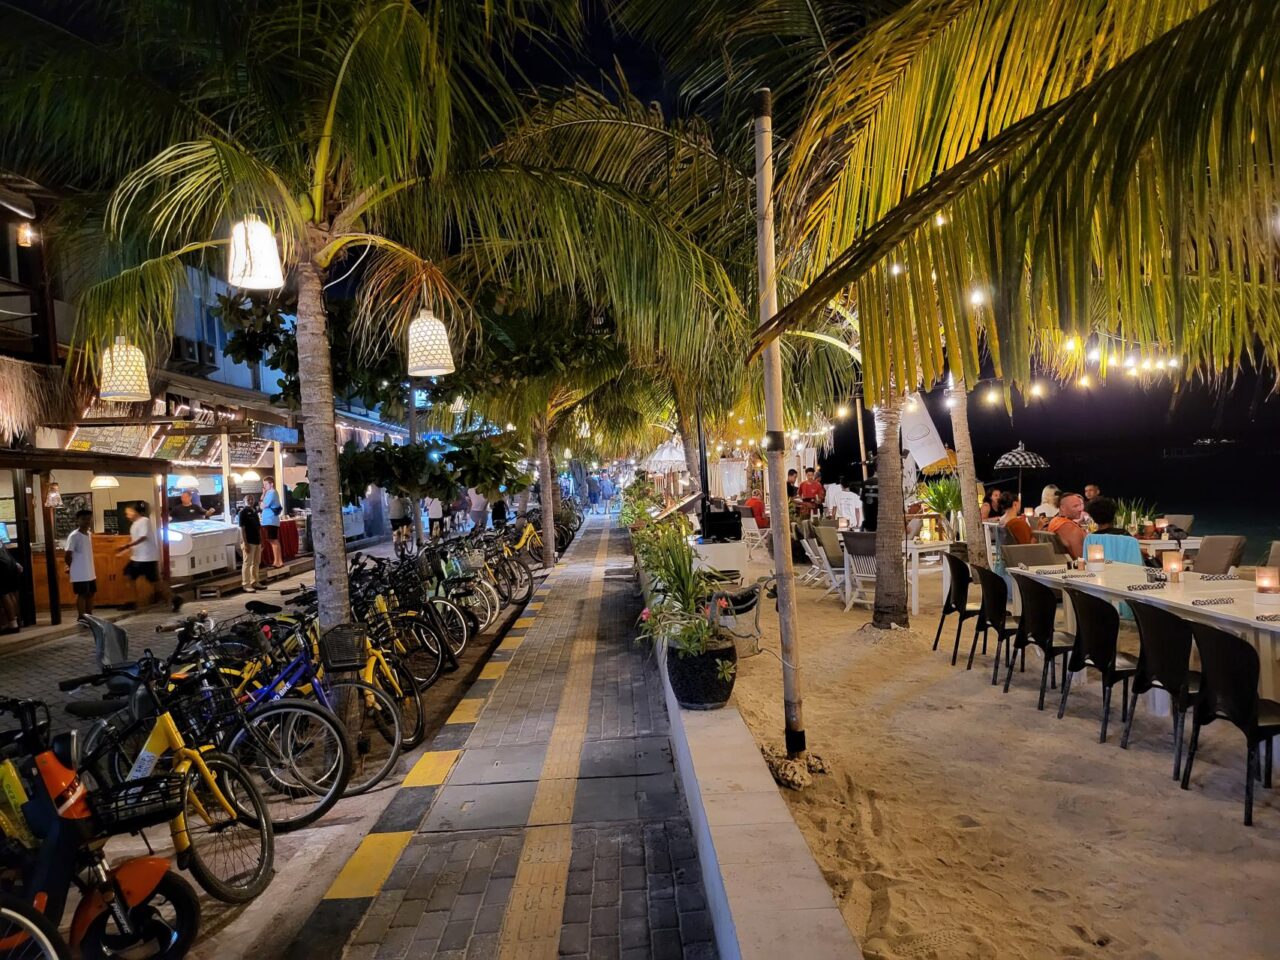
[64, 509, 96, 618]
[425, 498, 443, 538]
[468, 487, 488, 531]
[117, 502, 175, 610]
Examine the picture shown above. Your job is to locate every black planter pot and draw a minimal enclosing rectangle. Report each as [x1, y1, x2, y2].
[666, 642, 737, 710]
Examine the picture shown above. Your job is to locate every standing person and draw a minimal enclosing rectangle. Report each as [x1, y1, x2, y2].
[467, 487, 488, 531]
[786, 469, 799, 499]
[491, 494, 509, 529]
[238, 494, 263, 592]
[117, 503, 174, 610]
[64, 510, 95, 619]
[586, 473, 601, 514]
[599, 474, 616, 514]
[0, 533, 22, 634]
[798, 467, 825, 517]
[1083, 482, 1102, 503]
[425, 497, 443, 538]
[388, 493, 410, 545]
[260, 477, 284, 568]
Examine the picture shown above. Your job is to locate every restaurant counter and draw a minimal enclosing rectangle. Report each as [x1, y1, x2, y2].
[32, 534, 155, 607]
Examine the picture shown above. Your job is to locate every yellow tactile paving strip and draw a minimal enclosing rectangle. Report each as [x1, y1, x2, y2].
[401, 749, 460, 788]
[497, 527, 611, 960]
[324, 831, 413, 899]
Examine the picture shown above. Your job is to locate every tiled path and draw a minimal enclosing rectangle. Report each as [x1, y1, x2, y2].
[290, 517, 717, 960]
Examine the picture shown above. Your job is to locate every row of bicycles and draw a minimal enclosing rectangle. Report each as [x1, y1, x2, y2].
[0, 520, 551, 958]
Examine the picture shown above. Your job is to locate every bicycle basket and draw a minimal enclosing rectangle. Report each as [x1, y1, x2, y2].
[91, 774, 185, 833]
[319, 623, 369, 673]
[170, 682, 244, 743]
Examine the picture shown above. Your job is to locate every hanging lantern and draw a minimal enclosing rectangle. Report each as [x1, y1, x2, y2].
[227, 216, 284, 290]
[90, 475, 119, 489]
[241, 469, 261, 482]
[99, 336, 151, 402]
[406, 309, 454, 376]
[16, 222, 36, 247]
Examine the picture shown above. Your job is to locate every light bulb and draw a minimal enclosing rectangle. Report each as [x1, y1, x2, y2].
[1029, 383, 1044, 398]
[968, 289, 985, 307]
[836, 404, 850, 419]
[1126, 367, 1139, 378]
[1124, 354, 1137, 368]
[1078, 375, 1091, 389]
[985, 388, 999, 405]
[1086, 348, 1101, 363]
[934, 213, 947, 227]
[1168, 357, 1180, 368]
[890, 263, 905, 277]
[1141, 358, 1153, 371]
[1064, 336, 1079, 353]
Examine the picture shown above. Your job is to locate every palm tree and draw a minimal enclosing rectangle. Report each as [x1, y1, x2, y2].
[3, 1, 737, 625]
[948, 378, 986, 567]
[872, 395, 908, 628]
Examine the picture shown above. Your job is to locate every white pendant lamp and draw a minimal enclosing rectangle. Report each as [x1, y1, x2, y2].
[90, 475, 119, 489]
[241, 469, 261, 482]
[406, 308, 454, 376]
[174, 474, 200, 489]
[228, 216, 284, 290]
[99, 336, 151, 402]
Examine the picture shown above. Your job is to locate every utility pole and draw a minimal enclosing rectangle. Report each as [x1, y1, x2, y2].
[754, 88, 805, 760]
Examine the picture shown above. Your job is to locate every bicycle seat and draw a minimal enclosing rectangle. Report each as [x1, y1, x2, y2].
[64, 697, 128, 720]
[245, 600, 283, 615]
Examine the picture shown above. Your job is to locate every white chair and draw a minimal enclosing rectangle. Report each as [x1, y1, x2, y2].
[807, 523, 847, 604]
[742, 516, 767, 559]
[841, 530, 877, 610]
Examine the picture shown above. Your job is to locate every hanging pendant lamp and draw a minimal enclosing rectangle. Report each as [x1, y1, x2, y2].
[406, 308, 454, 376]
[228, 216, 284, 290]
[99, 336, 151, 402]
[90, 475, 119, 489]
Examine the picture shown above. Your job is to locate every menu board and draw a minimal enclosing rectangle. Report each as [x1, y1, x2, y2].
[182, 434, 219, 464]
[67, 422, 154, 458]
[227, 436, 269, 467]
[152, 431, 190, 461]
[53, 491, 93, 540]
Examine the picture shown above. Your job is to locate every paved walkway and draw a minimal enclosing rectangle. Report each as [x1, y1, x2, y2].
[291, 517, 717, 960]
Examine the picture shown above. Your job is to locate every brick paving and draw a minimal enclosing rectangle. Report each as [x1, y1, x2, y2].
[329, 518, 717, 960]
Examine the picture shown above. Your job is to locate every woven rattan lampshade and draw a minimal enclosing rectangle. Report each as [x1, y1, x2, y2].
[228, 216, 284, 290]
[99, 337, 151, 402]
[407, 309, 454, 376]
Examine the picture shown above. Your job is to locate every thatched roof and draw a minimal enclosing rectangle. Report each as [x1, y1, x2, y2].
[0, 356, 87, 442]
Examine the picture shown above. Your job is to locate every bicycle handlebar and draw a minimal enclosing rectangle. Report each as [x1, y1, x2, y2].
[57, 673, 106, 692]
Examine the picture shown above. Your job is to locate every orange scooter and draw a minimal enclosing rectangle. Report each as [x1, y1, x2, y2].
[0, 696, 200, 958]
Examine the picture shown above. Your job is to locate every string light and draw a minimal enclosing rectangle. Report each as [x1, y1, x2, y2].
[968, 289, 986, 307]
[836, 404, 850, 419]
[1064, 336, 1079, 353]
[1078, 375, 1091, 389]
[934, 213, 947, 227]
[985, 388, 1000, 405]
[1029, 382, 1044, 398]
[1086, 348, 1101, 363]
[890, 263, 905, 276]
[1141, 358, 1153, 371]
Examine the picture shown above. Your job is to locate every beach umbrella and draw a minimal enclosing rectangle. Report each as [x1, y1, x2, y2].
[640, 438, 686, 474]
[992, 442, 1050, 501]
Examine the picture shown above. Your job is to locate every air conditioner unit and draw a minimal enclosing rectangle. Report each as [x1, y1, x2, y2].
[169, 336, 199, 370]
[196, 342, 218, 372]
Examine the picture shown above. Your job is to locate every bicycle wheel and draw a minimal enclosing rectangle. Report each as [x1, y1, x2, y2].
[449, 582, 493, 634]
[80, 872, 199, 960]
[392, 618, 447, 690]
[428, 597, 469, 657]
[227, 700, 351, 833]
[180, 753, 274, 903]
[327, 680, 402, 795]
[500, 556, 534, 605]
[382, 658, 425, 750]
[0, 893, 69, 960]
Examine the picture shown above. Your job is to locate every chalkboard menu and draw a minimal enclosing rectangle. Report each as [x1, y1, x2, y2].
[152, 431, 190, 461]
[184, 434, 219, 464]
[52, 491, 93, 540]
[227, 437, 269, 467]
[67, 422, 154, 458]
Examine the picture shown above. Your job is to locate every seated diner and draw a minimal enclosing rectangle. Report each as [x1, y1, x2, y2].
[1046, 491, 1086, 558]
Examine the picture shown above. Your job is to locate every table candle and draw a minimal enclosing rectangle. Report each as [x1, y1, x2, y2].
[1156, 517, 1169, 540]
[1086, 543, 1105, 570]
[1257, 567, 1280, 606]
[1162, 551, 1183, 583]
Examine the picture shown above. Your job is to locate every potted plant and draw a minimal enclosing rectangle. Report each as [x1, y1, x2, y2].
[637, 518, 737, 709]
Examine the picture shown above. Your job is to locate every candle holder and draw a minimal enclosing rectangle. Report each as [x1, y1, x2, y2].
[1086, 543, 1106, 572]
[1256, 566, 1280, 607]
[1156, 517, 1169, 541]
[1161, 551, 1184, 584]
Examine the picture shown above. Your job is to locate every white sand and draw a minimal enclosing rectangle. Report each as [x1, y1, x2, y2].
[732, 570, 1280, 960]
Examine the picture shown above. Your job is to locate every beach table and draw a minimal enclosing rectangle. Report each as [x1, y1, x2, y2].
[909, 539, 952, 616]
[1019, 563, 1280, 700]
[1136, 536, 1202, 555]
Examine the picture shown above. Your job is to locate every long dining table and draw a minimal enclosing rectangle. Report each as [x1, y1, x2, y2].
[1019, 561, 1280, 699]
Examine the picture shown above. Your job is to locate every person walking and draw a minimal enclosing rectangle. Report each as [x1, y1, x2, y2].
[599, 474, 616, 514]
[467, 487, 488, 531]
[260, 477, 284, 568]
[64, 509, 96, 619]
[425, 497, 443, 538]
[117, 502, 175, 609]
[238, 494, 263, 591]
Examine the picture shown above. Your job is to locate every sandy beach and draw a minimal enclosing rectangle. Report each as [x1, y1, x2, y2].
[731, 564, 1280, 960]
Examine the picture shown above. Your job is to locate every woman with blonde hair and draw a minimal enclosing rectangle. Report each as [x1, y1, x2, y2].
[1034, 484, 1061, 519]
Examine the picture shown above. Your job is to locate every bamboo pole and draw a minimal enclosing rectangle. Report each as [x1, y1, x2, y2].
[855, 394, 869, 482]
[755, 88, 805, 760]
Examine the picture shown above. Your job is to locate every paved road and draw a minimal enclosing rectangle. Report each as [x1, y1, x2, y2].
[286, 517, 718, 960]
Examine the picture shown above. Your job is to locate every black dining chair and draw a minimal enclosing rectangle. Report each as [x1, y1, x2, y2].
[971, 564, 1020, 683]
[1006, 572, 1075, 708]
[1122, 600, 1200, 779]
[934, 552, 984, 666]
[1058, 587, 1138, 742]
[1181, 623, 1280, 825]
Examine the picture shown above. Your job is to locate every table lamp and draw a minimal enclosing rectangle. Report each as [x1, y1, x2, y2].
[1086, 543, 1106, 572]
[1256, 567, 1280, 607]
[1162, 551, 1183, 583]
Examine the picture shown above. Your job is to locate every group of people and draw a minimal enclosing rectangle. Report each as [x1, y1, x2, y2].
[988, 481, 1137, 562]
[740, 466, 866, 531]
[62, 501, 178, 618]
[237, 477, 286, 591]
[388, 487, 514, 549]
[585, 472, 618, 514]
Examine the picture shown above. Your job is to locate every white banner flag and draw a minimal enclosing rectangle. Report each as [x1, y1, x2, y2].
[898, 393, 948, 471]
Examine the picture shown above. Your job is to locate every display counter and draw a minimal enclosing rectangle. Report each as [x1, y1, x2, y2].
[32, 535, 156, 608]
[167, 519, 240, 578]
[342, 507, 365, 540]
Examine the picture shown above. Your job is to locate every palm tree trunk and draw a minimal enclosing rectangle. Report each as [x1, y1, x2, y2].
[295, 257, 351, 628]
[873, 396, 909, 629]
[949, 377, 986, 568]
[534, 419, 557, 570]
[675, 403, 701, 492]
